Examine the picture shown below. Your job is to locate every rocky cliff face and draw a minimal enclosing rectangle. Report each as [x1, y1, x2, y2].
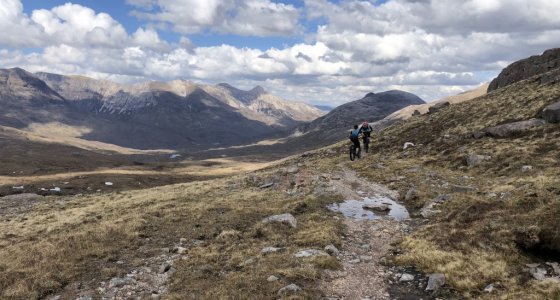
[488, 48, 560, 92]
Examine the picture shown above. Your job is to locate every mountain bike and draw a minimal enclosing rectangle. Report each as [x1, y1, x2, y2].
[349, 143, 361, 161]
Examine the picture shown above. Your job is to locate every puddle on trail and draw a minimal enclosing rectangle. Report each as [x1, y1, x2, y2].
[327, 196, 410, 221]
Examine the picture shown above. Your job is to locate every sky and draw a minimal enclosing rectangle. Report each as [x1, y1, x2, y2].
[1, 0, 560, 106]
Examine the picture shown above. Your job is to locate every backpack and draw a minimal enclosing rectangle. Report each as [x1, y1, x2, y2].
[350, 129, 359, 139]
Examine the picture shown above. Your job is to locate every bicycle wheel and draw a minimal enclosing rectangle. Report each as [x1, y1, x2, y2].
[349, 145, 355, 161]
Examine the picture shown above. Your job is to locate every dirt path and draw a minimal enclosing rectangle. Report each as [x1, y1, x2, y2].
[319, 164, 412, 299]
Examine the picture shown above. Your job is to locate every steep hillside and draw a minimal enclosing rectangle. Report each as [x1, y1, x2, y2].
[379, 83, 488, 127]
[1, 68, 323, 151]
[298, 90, 425, 144]
[350, 66, 560, 298]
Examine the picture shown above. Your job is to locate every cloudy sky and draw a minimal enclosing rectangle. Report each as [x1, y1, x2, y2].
[1, 0, 559, 106]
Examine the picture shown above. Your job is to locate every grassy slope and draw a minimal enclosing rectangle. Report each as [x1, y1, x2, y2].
[351, 70, 560, 298]
[0, 150, 344, 299]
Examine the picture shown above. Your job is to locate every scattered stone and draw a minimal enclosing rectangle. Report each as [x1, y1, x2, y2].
[420, 207, 441, 218]
[484, 283, 494, 293]
[179, 238, 187, 244]
[261, 247, 283, 255]
[521, 165, 533, 172]
[547, 262, 560, 275]
[109, 277, 135, 288]
[259, 182, 274, 189]
[294, 249, 329, 258]
[263, 213, 297, 228]
[286, 166, 299, 174]
[529, 267, 548, 280]
[426, 273, 446, 291]
[412, 109, 421, 116]
[362, 203, 390, 212]
[400, 273, 415, 282]
[324, 244, 340, 256]
[487, 192, 498, 198]
[176, 247, 187, 254]
[105, 182, 114, 186]
[158, 263, 171, 274]
[12, 185, 24, 190]
[472, 131, 486, 139]
[241, 258, 257, 267]
[278, 283, 301, 295]
[403, 142, 415, 150]
[50, 187, 61, 193]
[267, 275, 279, 282]
[484, 119, 546, 138]
[360, 244, 371, 250]
[169, 154, 181, 159]
[542, 101, 560, 123]
[349, 259, 361, 264]
[467, 154, 491, 167]
[360, 255, 373, 262]
[405, 188, 418, 201]
[428, 101, 450, 114]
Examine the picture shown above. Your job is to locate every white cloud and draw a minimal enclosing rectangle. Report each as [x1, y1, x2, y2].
[130, 0, 301, 36]
[1, 0, 560, 107]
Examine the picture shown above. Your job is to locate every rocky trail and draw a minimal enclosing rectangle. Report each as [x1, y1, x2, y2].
[319, 164, 428, 299]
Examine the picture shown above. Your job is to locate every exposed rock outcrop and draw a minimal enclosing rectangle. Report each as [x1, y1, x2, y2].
[484, 119, 546, 138]
[488, 48, 560, 92]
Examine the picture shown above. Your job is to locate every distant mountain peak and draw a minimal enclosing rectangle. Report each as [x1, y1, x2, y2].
[250, 85, 266, 94]
[365, 92, 376, 97]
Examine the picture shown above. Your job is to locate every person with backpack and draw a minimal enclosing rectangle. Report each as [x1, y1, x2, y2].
[360, 121, 373, 152]
[349, 124, 361, 154]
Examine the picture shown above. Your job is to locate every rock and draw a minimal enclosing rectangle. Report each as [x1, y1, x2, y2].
[349, 259, 361, 264]
[521, 165, 533, 172]
[360, 255, 373, 262]
[159, 263, 171, 274]
[547, 262, 560, 275]
[420, 207, 441, 218]
[484, 283, 494, 293]
[179, 238, 187, 244]
[176, 246, 188, 254]
[488, 48, 560, 92]
[324, 244, 340, 256]
[542, 101, 560, 123]
[428, 101, 450, 114]
[360, 244, 372, 250]
[267, 275, 279, 282]
[426, 273, 446, 291]
[412, 109, 421, 116]
[278, 283, 301, 295]
[472, 131, 486, 139]
[261, 247, 282, 255]
[403, 142, 415, 150]
[241, 257, 257, 267]
[530, 267, 548, 280]
[484, 119, 546, 138]
[400, 273, 415, 282]
[405, 188, 419, 201]
[450, 185, 477, 193]
[467, 154, 491, 167]
[263, 213, 297, 228]
[259, 182, 274, 189]
[109, 277, 135, 288]
[50, 187, 61, 193]
[294, 249, 329, 258]
[12, 185, 24, 190]
[286, 166, 299, 174]
[362, 203, 390, 212]
[104, 182, 114, 186]
[76, 296, 93, 300]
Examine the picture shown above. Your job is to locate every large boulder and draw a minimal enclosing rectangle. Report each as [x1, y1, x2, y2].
[428, 101, 450, 114]
[262, 213, 297, 228]
[484, 119, 546, 138]
[542, 101, 560, 123]
[488, 48, 560, 92]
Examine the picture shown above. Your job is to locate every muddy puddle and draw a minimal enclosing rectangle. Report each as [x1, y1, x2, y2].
[328, 196, 410, 221]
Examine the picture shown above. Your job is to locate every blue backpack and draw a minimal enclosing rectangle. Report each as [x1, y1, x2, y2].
[350, 128, 360, 139]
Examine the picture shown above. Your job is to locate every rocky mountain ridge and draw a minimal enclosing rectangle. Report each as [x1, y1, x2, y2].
[488, 48, 560, 92]
[0, 68, 324, 150]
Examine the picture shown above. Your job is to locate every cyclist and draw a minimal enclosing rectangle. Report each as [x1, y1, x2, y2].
[349, 124, 361, 155]
[360, 121, 373, 152]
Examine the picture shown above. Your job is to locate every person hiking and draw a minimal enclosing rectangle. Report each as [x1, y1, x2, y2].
[349, 124, 361, 154]
[360, 121, 373, 152]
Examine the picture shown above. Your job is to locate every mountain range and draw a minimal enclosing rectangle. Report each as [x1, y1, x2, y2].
[0, 68, 324, 150]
